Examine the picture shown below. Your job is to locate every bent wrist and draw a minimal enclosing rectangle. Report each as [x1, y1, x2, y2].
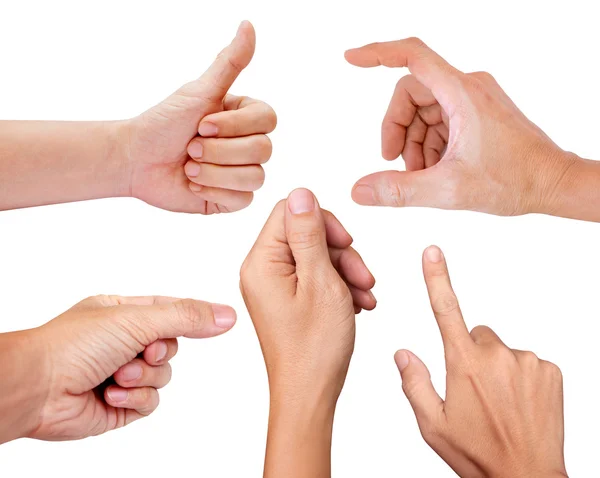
[533, 149, 600, 221]
[0, 329, 49, 443]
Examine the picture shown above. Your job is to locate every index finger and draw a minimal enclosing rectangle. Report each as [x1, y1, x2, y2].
[344, 37, 463, 111]
[197, 20, 256, 102]
[422, 246, 473, 353]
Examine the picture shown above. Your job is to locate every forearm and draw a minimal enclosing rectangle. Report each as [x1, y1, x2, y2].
[0, 329, 47, 444]
[536, 152, 600, 222]
[0, 120, 131, 210]
[264, 392, 336, 478]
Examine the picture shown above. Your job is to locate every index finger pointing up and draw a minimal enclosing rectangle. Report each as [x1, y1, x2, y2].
[344, 38, 463, 110]
[197, 20, 256, 102]
[422, 246, 473, 354]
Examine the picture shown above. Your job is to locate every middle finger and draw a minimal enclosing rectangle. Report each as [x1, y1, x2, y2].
[114, 358, 173, 389]
[187, 135, 272, 165]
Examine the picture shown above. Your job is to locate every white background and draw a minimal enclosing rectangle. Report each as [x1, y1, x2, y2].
[1, 0, 599, 476]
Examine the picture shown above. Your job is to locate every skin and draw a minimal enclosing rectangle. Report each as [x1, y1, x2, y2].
[0, 21, 276, 214]
[240, 188, 376, 478]
[0, 294, 236, 444]
[345, 38, 600, 222]
[395, 246, 567, 477]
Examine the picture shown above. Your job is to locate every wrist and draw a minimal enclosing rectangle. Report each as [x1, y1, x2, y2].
[0, 329, 50, 443]
[107, 119, 134, 198]
[265, 387, 336, 478]
[526, 145, 576, 215]
[268, 369, 344, 415]
[528, 147, 600, 222]
[269, 386, 337, 424]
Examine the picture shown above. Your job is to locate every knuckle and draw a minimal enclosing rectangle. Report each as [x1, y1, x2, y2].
[431, 292, 460, 317]
[249, 165, 265, 190]
[138, 387, 152, 404]
[519, 351, 540, 366]
[288, 228, 322, 249]
[490, 344, 516, 364]
[471, 71, 495, 83]
[161, 364, 173, 387]
[261, 104, 278, 132]
[84, 295, 104, 305]
[173, 299, 202, 330]
[217, 50, 243, 73]
[327, 276, 350, 299]
[381, 180, 407, 207]
[240, 257, 254, 284]
[401, 379, 424, 402]
[256, 135, 273, 161]
[470, 325, 490, 336]
[406, 37, 427, 50]
[87, 294, 119, 307]
[395, 74, 416, 89]
[139, 389, 159, 415]
[418, 420, 443, 446]
[170, 339, 179, 357]
[544, 361, 563, 382]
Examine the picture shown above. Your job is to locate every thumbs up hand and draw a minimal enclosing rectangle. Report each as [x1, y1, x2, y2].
[126, 21, 276, 214]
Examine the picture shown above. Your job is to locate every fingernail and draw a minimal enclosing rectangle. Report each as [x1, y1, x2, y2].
[368, 290, 377, 304]
[212, 304, 237, 329]
[288, 188, 315, 214]
[188, 141, 203, 158]
[395, 351, 410, 372]
[189, 183, 203, 192]
[352, 184, 376, 205]
[120, 363, 142, 382]
[198, 122, 218, 137]
[107, 388, 129, 403]
[425, 246, 443, 263]
[186, 161, 201, 178]
[155, 341, 168, 363]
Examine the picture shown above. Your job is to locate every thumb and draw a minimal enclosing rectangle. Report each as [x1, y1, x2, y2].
[195, 20, 256, 103]
[352, 169, 457, 209]
[394, 350, 444, 431]
[285, 188, 333, 281]
[115, 297, 237, 342]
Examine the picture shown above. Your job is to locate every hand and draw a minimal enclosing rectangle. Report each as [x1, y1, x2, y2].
[126, 21, 276, 214]
[240, 188, 376, 477]
[15, 295, 236, 441]
[345, 38, 577, 216]
[395, 246, 567, 477]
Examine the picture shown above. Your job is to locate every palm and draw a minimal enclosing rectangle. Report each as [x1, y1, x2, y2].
[35, 391, 127, 440]
[33, 356, 139, 440]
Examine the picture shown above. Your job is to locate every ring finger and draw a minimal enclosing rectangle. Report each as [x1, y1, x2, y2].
[185, 162, 265, 191]
[113, 358, 173, 389]
[105, 386, 160, 416]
